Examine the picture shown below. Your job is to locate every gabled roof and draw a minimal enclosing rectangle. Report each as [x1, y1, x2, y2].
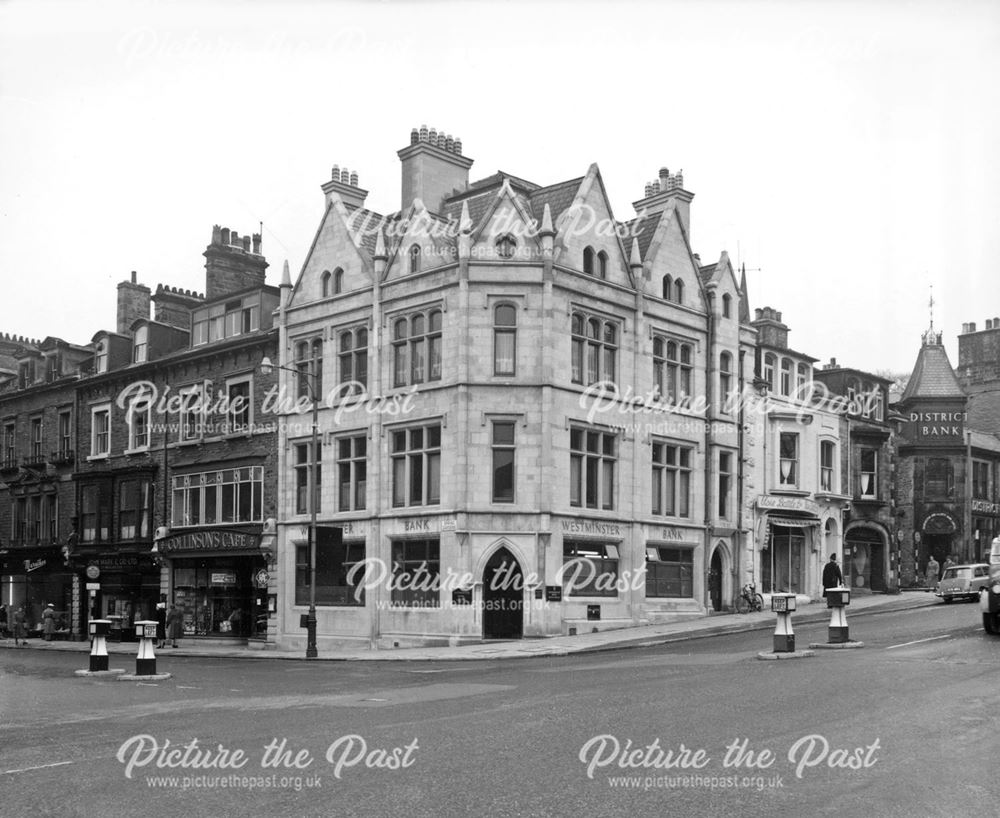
[900, 332, 966, 402]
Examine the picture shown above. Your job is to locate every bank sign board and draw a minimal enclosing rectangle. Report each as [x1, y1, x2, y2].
[905, 403, 966, 444]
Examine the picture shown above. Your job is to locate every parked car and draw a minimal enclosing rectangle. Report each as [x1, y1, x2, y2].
[935, 564, 991, 603]
[980, 538, 1000, 634]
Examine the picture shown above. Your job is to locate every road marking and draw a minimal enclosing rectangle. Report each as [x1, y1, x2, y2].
[2, 761, 74, 775]
[176, 685, 201, 689]
[886, 634, 951, 650]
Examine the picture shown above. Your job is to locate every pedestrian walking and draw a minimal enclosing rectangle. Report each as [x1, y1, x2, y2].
[42, 603, 56, 641]
[0, 603, 8, 638]
[155, 594, 167, 649]
[942, 555, 956, 574]
[822, 553, 843, 598]
[165, 604, 182, 648]
[12, 605, 27, 646]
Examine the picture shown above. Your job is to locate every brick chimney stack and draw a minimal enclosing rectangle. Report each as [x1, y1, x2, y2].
[752, 306, 790, 349]
[398, 124, 474, 213]
[204, 224, 269, 299]
[116, 271, 151, 334]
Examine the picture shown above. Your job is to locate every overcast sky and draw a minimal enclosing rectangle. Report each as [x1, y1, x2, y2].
[2, 0, 997, 375]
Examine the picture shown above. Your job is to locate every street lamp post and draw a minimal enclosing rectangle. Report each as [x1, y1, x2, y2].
[260, 355, 319, 659]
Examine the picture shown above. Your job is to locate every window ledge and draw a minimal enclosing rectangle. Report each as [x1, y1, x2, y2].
[86, 454, 109, 462]
[123, 447, 150, 457]
[769, 488, 810, 497]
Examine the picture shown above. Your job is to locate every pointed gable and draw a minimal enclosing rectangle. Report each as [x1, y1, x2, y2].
[550, 164, 633, 288]
[290, 200, 373, 306]
[641, 204, 704, 306]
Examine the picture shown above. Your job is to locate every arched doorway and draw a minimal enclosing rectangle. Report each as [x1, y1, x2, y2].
[482, 548, 524, 640]
[708, 549, 723, 612]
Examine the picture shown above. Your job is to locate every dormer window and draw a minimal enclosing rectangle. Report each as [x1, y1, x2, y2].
[18, 359, 36, 389]
[133, 326, 148, 363]
[46, 354, 62, 382]
[496, 235, 517, 259]
[95, 342, 108, 374]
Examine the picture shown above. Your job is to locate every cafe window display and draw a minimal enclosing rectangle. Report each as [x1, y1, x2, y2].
[171, 558, 253, 637]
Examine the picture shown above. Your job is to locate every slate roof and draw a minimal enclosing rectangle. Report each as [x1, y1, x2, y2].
[344, 206, 393, 258]
[618, 210, 659, 262]
[527, 177, 584, 225]
[900, 336, 966, 402]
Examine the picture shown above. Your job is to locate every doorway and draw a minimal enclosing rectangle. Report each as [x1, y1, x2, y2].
[482, 548, 523, 640]
[708, 549, 723, 612]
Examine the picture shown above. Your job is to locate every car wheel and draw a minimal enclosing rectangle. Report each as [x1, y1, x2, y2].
[984, 613, 998, 634]
[943, 596, 953, 604]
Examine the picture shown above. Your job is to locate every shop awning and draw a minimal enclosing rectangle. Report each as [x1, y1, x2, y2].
[768, 515, 822, 529]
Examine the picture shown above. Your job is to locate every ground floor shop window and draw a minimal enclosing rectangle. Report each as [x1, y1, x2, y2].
[762, 527, 806, 594]
[563, 540, 619, 597]
[390, 539, 440, 607]
[295, 536, 366, 606]
[172, 557, 257, 637]
[645, 547, 693, 598]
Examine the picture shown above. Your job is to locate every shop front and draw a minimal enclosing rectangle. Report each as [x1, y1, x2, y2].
[0, 546, 74, 637]
[757, 496, 822, 596]
[80, 552, 161, 641]
[154, 526, 269, 639]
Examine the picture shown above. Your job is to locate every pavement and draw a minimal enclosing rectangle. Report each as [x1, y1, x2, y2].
[0, 590, 943, 662]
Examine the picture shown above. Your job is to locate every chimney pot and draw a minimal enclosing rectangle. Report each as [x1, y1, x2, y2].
[131, 270, 137, 284]
[644, 183, 653, 197]
[969, 321, 977, 332]
[419, 124, 428, 142]
[775, 311, 782, 322]
[445, 134, 454, 152]
[231, 231, 239, 246]
[212, 225, 222, 244]
[658, 167, 670, 183]
[341, 168, 350, 184]
[994, 316, 999, 327]
[252, 233, 261, 254]
[242, 235, 251, 251]
[331, 163, 340, 180]
[410, 128, 419, 145]
[454, 138, 462, 155]
[221, 227, 230, 245]
[349, 171, 358, 187]
[428, 127, 437, 146]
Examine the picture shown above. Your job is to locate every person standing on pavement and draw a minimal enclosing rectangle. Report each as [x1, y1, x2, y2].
[12, 605, 27, 646]
[942, 555, 955, 574]
[0, 603, 8, 638]
[822, 553, 843, 598]
[42, 603, 56, 641]
[926, 555, 940, 587]
[155, 594, 167, 649]
[165, 604, 182, 648]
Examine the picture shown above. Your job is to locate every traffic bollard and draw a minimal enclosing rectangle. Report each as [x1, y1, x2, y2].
[771, 593, 796, 653]
[826, 586, 851, 643]
[134, 620, 158, 676]
[89, 619, 111, 672]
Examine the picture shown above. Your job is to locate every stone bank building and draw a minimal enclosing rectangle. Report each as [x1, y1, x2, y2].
[272, 127, 756, 650]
